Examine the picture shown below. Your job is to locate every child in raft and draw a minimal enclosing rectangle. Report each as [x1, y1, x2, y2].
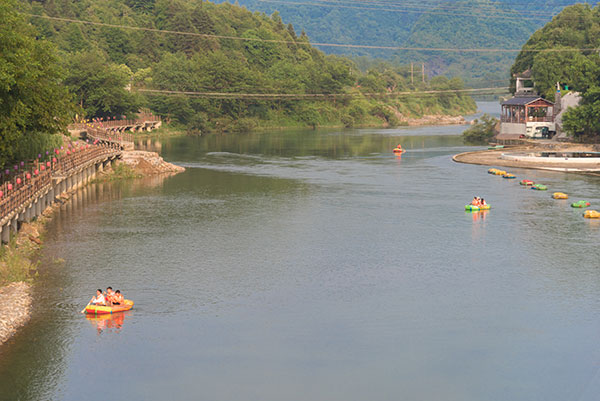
[90, 289, 106, 306]
[104, 287, 115, 305]
[471, 197, 487, 207]
[112, 290, 124, 305]
[104, 287, 125, 306]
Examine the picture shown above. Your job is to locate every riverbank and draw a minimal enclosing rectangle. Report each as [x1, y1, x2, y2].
[133, 115, 470, 140]
[0, 205, 54, 345]
[0, 150, 184, 345]
[453, 142, 600, 174]
[0, 282, 32, 345]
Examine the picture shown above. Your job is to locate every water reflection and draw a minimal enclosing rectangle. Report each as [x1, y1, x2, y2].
[2, 104, 600, 401]
[86, 312, 131, 335]
[135, 138, 163, 152]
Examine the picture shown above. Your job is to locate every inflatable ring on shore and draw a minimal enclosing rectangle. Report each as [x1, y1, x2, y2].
[552, 192, 568, 199]
[531, 184, 548, 191]
[520, 179, 535, 186]
[503, 173, 516, 179]
[584, 210, 600, 219]
[571, 200, 591, 208]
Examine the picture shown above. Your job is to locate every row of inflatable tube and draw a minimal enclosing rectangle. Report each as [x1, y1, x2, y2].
[487, 168, 600, 219]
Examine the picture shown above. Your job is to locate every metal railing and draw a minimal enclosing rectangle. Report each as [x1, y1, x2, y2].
[501, 116, 554, 123]
[86, 126, 133, 148]
[0, 143, 120, 222]
[69, 114, 161, 130]
[1, 114, 156, 222]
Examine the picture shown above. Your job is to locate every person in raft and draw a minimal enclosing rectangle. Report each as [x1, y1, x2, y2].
[90, 289, 106, 306]
[481, 198, 487, 206]
[471, 197, 480, 206]
[112, 290, 124, 305]
[104, 287, 116, 305]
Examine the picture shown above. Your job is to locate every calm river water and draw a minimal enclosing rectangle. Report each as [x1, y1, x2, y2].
[1, 103, 599, 401]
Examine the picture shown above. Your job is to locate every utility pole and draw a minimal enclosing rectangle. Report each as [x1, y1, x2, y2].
[411, 63, 414, 85]
[422, 63, 425, 83]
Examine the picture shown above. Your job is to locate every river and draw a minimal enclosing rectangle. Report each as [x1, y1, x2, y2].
[1, 102, 599, 401]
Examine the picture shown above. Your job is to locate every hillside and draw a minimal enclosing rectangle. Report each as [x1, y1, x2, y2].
[509, 3, 600, 140]
[19, 0, 476, 134]
[511, 3, 600, 99]
[395, 0, 535, 86]
[221, 0, 583, 84]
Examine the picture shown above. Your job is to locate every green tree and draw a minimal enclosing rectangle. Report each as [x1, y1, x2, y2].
[462, 114, 498, 144]
[0, 0, 73, 167]
[64, 50, 141, 118]
[562, 86, 600, 140]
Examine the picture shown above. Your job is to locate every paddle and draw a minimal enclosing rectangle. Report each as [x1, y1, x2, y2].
[81, 299, 92, 314]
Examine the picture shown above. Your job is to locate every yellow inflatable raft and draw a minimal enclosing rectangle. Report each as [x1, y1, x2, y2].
[584, 210, 600, 219]
[552, 192, 568, 199]
[85, 299, 134, 315]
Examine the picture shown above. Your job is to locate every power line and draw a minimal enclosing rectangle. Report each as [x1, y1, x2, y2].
[256, 0, 554, 21]
[296, 0, 565, 16]
[136, 87, 509, 99]
[24, 13, 600, 53]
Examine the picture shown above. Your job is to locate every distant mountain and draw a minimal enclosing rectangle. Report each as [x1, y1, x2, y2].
[221, 0, 586, 84]
[394, 0, 536, 86]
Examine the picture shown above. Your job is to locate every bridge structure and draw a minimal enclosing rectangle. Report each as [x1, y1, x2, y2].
[0, 115, 159, 244]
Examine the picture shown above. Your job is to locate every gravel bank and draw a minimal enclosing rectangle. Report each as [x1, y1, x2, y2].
[0, 282, 32, 345]
[121, 150, 185, 175]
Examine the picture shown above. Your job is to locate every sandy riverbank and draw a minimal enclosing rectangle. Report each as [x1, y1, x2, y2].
[453, 142, 600, 174]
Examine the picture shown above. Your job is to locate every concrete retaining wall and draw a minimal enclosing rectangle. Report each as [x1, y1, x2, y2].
[0, 156, 116, 245]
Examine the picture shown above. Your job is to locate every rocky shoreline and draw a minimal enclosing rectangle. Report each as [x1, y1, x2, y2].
[401, 115, 467, 126]
[0, 282, 32, 345]
[121, 150, 185, 175]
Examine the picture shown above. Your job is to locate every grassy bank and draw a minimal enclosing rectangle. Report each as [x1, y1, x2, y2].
[91, 163, 142, 183]
[0, 217, 47, 287]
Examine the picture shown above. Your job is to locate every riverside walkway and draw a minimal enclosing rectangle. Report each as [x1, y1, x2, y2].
[0, 115, 160, 244]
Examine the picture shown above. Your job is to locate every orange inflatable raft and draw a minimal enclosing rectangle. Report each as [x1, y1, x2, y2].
[85, 299, 134, 315]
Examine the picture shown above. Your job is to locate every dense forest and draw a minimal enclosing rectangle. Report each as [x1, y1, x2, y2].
[23, 0, 476, 130]
[510, 3, 600, 140]
[0, 0, 73, 167]
[221, 0, 582, 84]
